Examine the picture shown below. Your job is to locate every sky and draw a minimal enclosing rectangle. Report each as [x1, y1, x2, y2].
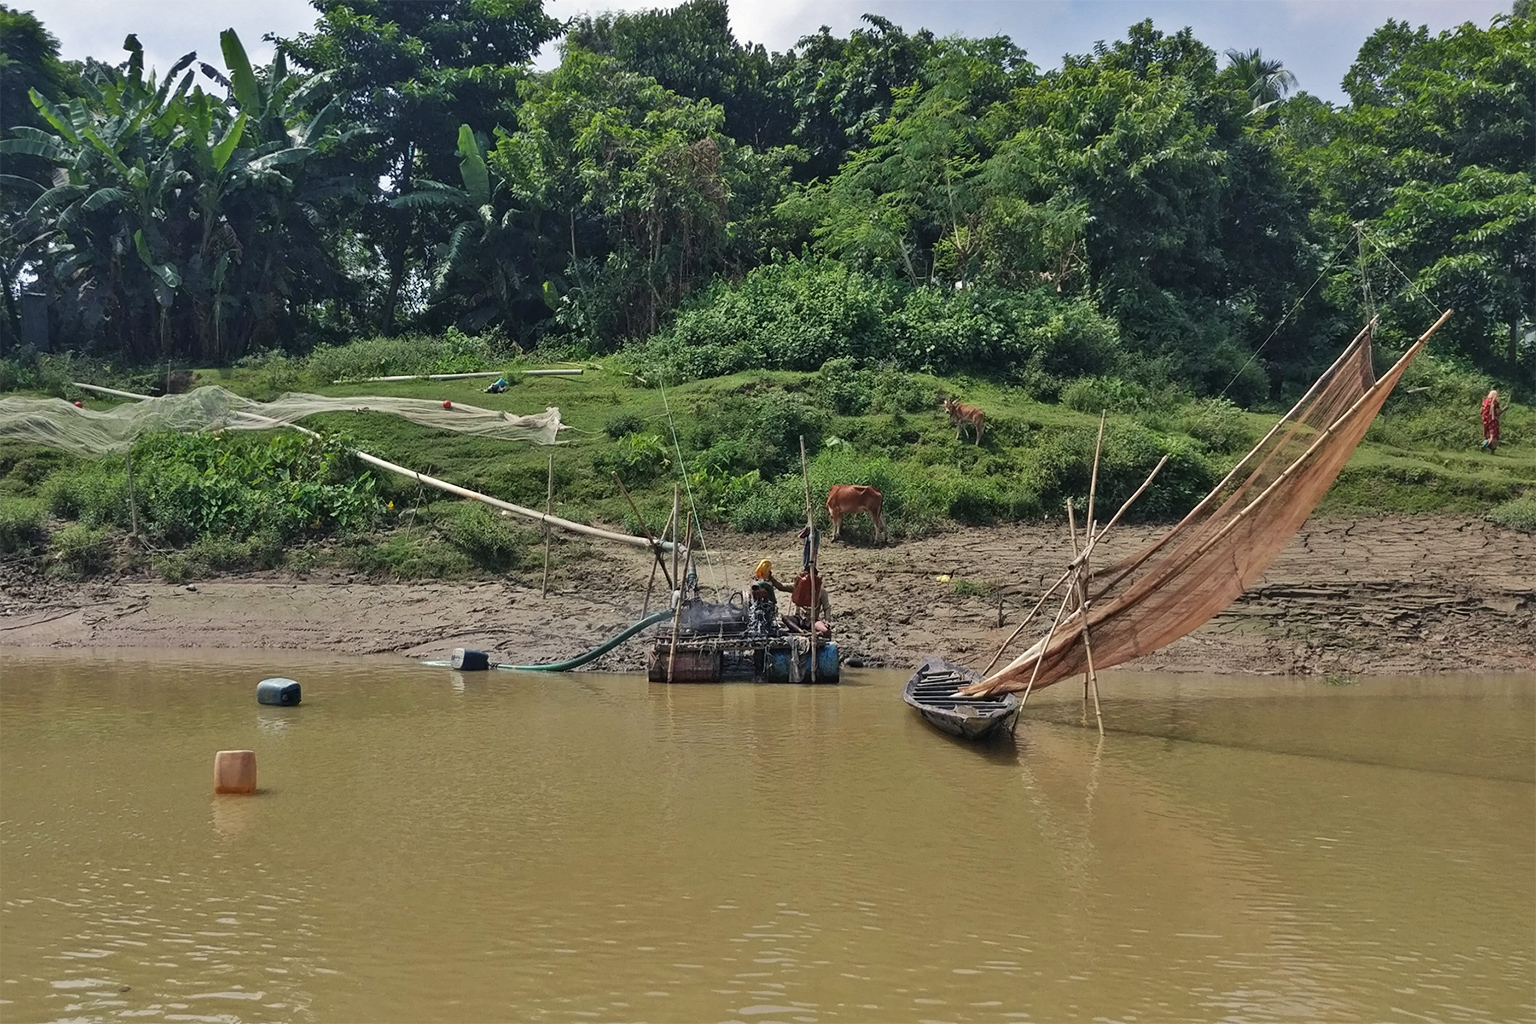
[30, 0, 1511, 106]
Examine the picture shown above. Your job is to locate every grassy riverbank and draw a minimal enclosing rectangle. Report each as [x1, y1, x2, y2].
[2, 337, 1532, 583]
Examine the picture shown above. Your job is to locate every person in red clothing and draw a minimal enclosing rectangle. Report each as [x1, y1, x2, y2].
[1481, 390, 1502, 451]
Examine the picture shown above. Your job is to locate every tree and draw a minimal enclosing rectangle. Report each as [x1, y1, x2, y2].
[1223, 48, 1298, 112]
[0, 30, 361, 360]
[568, 0, 794, 151]
[283, 0, 560, 333]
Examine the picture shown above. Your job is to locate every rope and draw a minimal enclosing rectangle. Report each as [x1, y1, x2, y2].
[1363, 231, 1448, 318]
[1217, 237, 1352, 400]
[659, 380, 721, 591]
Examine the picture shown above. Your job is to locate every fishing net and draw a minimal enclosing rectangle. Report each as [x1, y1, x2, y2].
[966, 312, 1449, 697]
[0, 386, 563, 456]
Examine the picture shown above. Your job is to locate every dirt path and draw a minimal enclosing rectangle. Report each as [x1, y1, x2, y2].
[2, 515, 1532, 676]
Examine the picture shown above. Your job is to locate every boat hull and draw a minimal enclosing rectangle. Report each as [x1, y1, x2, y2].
[904, 655, 1020, 741]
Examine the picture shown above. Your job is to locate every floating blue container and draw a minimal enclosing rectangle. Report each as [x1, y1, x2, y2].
[451, 648, 490, 671]
[817, 641, 840, 681]
[764, 641, 839, 683]
[257, 677, 301, 706]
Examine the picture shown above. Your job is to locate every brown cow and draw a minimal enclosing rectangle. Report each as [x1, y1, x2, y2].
[942, 397, 985, 445]
[826, 484, 885, 543]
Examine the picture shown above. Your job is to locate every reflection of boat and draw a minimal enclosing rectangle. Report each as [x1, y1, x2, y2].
[904, 655, 1019, 740]
[912, 309, 1454, 738]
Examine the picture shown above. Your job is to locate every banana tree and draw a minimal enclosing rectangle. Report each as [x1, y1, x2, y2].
[391, 124, 531, 330]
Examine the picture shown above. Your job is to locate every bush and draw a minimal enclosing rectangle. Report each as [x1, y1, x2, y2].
[130, 432, 384, 543]
[1489, 494, 1536, 533]
[1061, 376, 1153, 414]
[304, 328, 522, 385]
[0, 497, 47, 554]
[690, 386, 827, 480]
[434, 503, 532, 572]
[604, 412, 647, 439]
[594, 433, 672, 484]
[48, 523, 112, 578]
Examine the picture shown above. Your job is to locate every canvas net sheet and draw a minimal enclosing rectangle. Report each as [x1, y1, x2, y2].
[0, 386, 563, 456]
[967, 318, 1432, 697]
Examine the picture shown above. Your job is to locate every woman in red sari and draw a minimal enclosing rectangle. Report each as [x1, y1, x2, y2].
[1481, 389, 1502, 451]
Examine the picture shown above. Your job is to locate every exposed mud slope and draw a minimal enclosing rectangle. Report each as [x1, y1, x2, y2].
[2, 516, 1531, 676]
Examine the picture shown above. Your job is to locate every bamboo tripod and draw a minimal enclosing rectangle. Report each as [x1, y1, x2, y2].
[979, 413, 1173, 738]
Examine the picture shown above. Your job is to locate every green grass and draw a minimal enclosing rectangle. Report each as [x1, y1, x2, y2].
[2, 339, 1531, 578]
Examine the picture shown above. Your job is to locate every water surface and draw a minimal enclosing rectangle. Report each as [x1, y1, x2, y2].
[2, 651, 1531, 1023]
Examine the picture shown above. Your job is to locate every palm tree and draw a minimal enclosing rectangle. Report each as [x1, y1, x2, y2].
[1224, 48, 1298, 113]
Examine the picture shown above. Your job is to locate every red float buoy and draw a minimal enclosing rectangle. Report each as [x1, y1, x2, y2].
[442, 400, 453, 410]
[73, 400, 83, 407]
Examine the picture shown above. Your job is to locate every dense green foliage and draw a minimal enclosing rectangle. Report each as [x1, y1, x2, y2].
[2, 1, 1530, 393]
[2, 1, 1533, 580]
[3, 343, 1529, 581]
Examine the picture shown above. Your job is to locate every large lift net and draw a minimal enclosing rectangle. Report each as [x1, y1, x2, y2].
[0, 386, 562, 456]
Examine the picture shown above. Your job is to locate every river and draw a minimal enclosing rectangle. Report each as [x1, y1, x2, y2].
[1, 651, 1531, 1023]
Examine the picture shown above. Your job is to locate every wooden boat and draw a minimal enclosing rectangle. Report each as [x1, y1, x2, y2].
[904, 655, 1020, 740]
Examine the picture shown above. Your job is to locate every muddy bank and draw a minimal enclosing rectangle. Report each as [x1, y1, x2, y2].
[2, 515, 1532, 676]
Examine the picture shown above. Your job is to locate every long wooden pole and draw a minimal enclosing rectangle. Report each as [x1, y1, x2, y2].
[615, 473, 675, 592]
[542, 454, 553, 598]
[1067, 500, 1104, 736]
[124, 448, 139, 541]
[641, 504, 675, 618]
[74, 382, 677, 554]
[670, 485, 681, 602]
[799, 435, 817, 683]
[666, 512, 694, 683]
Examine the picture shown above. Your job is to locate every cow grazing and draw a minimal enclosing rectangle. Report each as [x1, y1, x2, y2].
[943, 397, 985, 445]
[826, 485, 885, 543]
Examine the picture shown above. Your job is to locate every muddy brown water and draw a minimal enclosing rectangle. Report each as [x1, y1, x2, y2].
[1, 651, 1531, 1024]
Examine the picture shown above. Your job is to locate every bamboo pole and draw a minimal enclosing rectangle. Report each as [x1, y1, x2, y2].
[124, 448, 139, 541]
[1067, 500, 1104, 736]
[641, 504, 676, 618]
[615, 473, 675, 592]
[670, 486, 681, 602]
[542, 454, 553, 598]
[799, 435, 817, 683]
[1019, 574, 1078, 707]
[666, 512, 694, 683]
[1085, 411, 1105, 544]
[73, 383, 676, 554]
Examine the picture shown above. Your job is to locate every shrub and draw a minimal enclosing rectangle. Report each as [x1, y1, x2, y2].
[594, 433, 672, 484]
[1061, 376, 1152, 414]
[48, 523, 112, 578]
[604, 412, 647, 439]
[1489, 494, 1536, 533]
[304, 328, 521, 385]
[434, 503, 532, 572]
[0, 497, 47, 554]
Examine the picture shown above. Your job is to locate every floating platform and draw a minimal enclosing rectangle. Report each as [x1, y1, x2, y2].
[648, 637, 840, 684]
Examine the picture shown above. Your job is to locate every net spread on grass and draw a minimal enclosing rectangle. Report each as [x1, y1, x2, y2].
[0, 386, 563, 456]
[965, 315, 1442, 698]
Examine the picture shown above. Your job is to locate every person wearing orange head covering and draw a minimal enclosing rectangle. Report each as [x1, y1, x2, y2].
[1481, 390, 1502, 451]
